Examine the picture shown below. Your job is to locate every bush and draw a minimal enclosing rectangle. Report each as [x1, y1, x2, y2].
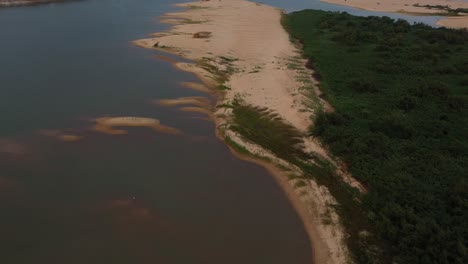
[286, 10, 468, 264]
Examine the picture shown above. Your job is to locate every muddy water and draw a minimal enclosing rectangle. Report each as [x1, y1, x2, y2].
[0, 0, 312, 263]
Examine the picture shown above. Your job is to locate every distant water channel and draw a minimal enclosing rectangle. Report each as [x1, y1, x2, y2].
[267, 0, 443, 26]
[0, 0, 444, 263]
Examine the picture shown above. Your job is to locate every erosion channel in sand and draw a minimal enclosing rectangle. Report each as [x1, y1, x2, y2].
[134, 1, 363, 263]
[321, 0, 468, 29]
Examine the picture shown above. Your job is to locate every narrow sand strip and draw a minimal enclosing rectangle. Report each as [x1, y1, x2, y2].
[155, 96, 212, 108]
[437, 15, 468, 28]
[321, 0, 468, 29]
[135, 1, 358, 263]
[92, 117, 181, 135]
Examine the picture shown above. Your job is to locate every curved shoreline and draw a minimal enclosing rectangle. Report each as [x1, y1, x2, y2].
[134, 1, 352, 263]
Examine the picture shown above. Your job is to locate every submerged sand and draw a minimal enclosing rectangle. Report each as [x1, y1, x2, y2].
[93, 117, 181, 135]
[321, 0, 468, 29]
[134, 1, 363, 263]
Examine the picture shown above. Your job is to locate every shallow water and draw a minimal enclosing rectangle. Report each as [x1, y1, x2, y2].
[0, 0, 312, 263]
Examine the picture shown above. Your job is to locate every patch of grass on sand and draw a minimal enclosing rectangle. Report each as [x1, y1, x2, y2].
[224, 135, 250, 155]
[294, 180, 307, 188]
[229, 95, 362, 263]
[413, 4, 468, 15]
[230, 100, 306, 162]
[229, 97, 333, 177]
[181, 18, 209, 24]
[186, 5, 210, 10]
[217, 84, 231, 91]
[197, 57, 237, 85]
[219, 56, 239, 63]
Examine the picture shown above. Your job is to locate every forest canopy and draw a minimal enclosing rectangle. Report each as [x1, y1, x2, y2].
[286, 10, 468, 264]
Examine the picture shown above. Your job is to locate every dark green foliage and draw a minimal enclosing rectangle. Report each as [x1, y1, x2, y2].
[230, 102, 306, 161]
[286, 10, 468, 264]
[230, 101, 344, 190]
[413, 4, 468, 15]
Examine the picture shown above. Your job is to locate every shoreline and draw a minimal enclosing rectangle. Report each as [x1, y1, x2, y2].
[134, 1, 354, 263]
[0, 0, 75, 8]
[320, 0, 468, 29]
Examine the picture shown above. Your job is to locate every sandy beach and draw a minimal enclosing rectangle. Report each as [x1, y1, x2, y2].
[134, 0, 361, 263]
[437, 15, 468, 27]
[322, 0, 468, 29]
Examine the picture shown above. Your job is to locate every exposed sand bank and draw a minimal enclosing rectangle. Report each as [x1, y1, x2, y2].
[134, 1, 362, 263]
[321, 0, 468, 29]
[36, 116, 182, 143]
[437, 15, 468, 27]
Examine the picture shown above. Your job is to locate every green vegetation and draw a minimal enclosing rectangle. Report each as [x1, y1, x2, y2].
[197, 57, 234, 84]
[219, 56, 239, 63]
[285, 10, 468, 264]
[186, 5, 209, 10]
[413, 4, 468, 15]
[181, 18, 208, 24]
[229, 97, 338, 186]
[224, 135, 250, 154]
[230, 99, 306, 161]
[217, 84, 231, 91]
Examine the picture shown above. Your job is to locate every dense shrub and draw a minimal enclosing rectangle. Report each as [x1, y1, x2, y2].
[286, 10, 468, 264]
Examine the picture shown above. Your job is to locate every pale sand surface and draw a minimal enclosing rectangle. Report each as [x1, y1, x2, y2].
[437, 15, 468, 27]
[155, 96, 212, 108]
[134, 1, 364, 263]
[322, 0, 468, 28]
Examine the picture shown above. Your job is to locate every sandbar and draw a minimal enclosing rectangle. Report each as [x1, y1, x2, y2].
[134, 1, 360, 263]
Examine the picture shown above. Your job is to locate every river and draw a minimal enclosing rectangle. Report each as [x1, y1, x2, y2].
[0, 0, 442, 263]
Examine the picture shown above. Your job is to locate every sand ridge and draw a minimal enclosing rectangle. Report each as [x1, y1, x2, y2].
[134, 1, 360, 263]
